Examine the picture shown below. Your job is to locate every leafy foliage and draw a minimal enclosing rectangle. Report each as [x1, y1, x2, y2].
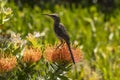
[0, 0, 120, 80]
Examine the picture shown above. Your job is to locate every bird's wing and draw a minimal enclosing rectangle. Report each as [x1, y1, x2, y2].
[59, 23, 70, 42]
[59, 23, 69, 36]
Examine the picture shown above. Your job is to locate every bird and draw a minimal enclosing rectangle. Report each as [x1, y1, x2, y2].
[43, 13, 75, 64]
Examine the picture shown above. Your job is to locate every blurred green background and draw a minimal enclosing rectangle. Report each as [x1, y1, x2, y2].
[1, 0, 120, 80]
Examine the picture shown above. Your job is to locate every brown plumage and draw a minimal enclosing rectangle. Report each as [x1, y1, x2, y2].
[43, 14, 75, 64]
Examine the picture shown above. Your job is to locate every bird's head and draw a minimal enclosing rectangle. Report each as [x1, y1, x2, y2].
[42, 13, 60, 23]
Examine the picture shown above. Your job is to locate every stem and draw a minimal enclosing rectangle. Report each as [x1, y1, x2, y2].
[0, 3, 3, 24]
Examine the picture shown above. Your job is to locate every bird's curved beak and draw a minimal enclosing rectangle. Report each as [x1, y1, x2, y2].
[42, 14, 52, 17]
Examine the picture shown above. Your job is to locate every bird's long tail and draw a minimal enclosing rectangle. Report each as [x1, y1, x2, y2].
[66, 41, 75, 64]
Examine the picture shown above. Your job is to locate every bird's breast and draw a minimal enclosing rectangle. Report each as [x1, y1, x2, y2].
[54, 26, 61, 37]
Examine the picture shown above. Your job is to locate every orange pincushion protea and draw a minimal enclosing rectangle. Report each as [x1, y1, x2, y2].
[0, 56, 17, 73]
[23, 47, 42, 63]
[44, 43, 83, 64]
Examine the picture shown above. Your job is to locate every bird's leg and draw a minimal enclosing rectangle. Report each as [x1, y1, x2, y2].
[55, 40, 64, 50]
[61, 41, 65, 47]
